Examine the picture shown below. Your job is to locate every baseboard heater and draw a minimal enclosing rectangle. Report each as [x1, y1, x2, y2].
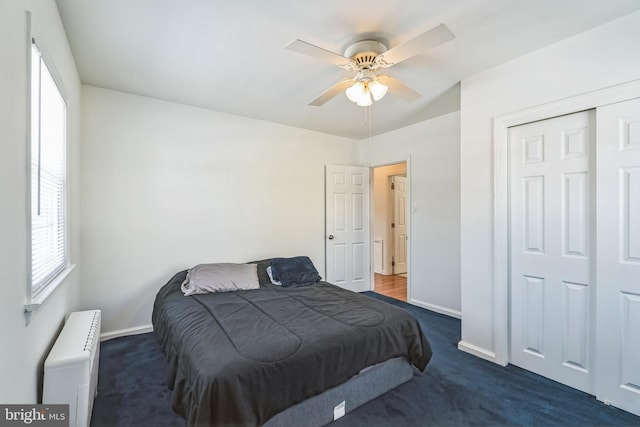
[43, 310, 101, 427]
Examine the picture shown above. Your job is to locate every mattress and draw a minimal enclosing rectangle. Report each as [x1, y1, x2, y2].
[152, 270, 432, 426]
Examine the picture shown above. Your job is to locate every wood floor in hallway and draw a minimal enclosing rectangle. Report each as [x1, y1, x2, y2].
[374, 273, 407, 302]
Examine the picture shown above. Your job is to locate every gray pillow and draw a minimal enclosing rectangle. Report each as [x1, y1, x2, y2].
[181, 263, 259, 296]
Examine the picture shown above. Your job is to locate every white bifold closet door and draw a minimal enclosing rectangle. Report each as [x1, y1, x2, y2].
[595, 98, 640, 415]
[509, 110, 595, 394]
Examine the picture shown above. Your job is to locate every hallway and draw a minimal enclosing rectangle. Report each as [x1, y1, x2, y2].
[373, 273, 407, 301]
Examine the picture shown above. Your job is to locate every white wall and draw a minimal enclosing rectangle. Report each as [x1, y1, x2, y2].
[372, 163, 406, 275]
[359, 111, 461, 317]
[0, 0, 82, 403]
[80, 86, 355, 333]
[459, 11, 640, 360]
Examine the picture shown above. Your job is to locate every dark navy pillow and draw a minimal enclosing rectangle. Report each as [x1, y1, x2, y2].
[270, 256, 321, 287]
[247, 259, 273, 287]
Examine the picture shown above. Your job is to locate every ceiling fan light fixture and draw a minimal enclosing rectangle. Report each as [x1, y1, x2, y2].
[345, 78, 386, 106]
[368, 79, 388, 101]
[356, 91, 373, 107]
[345, 81, 367, 103]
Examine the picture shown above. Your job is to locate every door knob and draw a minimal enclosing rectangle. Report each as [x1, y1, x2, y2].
[328, 235, 335, 240]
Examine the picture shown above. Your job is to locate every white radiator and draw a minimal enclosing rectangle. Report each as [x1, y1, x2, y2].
[43, 310, 101, 427]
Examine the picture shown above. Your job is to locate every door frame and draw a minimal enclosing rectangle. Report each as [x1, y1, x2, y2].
[490, 79, 640, 367]
[369, 158, 411, 298]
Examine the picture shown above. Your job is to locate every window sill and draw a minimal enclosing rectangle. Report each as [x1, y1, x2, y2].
[24, 264, 76, 323]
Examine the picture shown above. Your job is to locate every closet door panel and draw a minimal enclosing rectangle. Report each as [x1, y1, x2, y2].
[595, 98, 640, 416]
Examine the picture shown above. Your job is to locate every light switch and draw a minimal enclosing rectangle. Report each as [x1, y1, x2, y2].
[411, 203, 419, 214]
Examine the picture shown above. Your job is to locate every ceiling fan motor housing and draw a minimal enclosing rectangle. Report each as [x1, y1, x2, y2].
[344, 40, 387, 68]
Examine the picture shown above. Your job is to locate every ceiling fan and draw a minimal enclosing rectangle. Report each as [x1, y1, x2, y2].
[285, 24, 455, 107]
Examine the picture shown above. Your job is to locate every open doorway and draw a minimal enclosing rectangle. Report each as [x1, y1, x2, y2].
[372, 162, 408, 301]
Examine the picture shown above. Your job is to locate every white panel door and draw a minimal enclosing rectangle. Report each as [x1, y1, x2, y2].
[595, 98, 640, 416]
[325, 165, 370, 292]
[393, 176, 408, 275]
[509, 110, 595, 393]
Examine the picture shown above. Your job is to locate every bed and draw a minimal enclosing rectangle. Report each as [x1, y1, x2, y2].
[152, 258, 432, 426]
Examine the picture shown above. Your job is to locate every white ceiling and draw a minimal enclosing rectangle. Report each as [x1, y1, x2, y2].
[55, 0, 640, 139]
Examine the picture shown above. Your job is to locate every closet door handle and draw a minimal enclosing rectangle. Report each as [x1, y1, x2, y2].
[328, 235, 335, 240]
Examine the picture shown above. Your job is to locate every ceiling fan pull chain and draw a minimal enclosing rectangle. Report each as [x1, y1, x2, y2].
[368, 106, 373, 144]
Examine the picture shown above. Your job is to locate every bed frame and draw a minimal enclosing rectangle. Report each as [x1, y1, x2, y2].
[265, 356, 415, 426]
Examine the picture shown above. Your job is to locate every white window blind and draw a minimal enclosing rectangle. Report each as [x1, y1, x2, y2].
[30, 39, 68, 297]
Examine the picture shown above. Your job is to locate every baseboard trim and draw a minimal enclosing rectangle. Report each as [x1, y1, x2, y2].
[458, 340, 506, 366]
[409, 298, 461, 319]
[101, 324, 153, 341]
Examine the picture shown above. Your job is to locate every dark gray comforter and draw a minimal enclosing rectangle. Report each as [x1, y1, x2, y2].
[152, 270, 432, 427]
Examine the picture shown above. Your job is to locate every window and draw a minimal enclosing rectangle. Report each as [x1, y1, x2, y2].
[28, 37, 70, 307]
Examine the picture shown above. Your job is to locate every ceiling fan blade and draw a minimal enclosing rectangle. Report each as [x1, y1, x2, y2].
[308, 78, 356, 106]
[378, 24, 455, 66]
[377, 75, 421, 102]
[285, 39, 353, 68]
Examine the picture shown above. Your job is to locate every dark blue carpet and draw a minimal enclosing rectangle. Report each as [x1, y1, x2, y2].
[91, 292, 640, 427]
